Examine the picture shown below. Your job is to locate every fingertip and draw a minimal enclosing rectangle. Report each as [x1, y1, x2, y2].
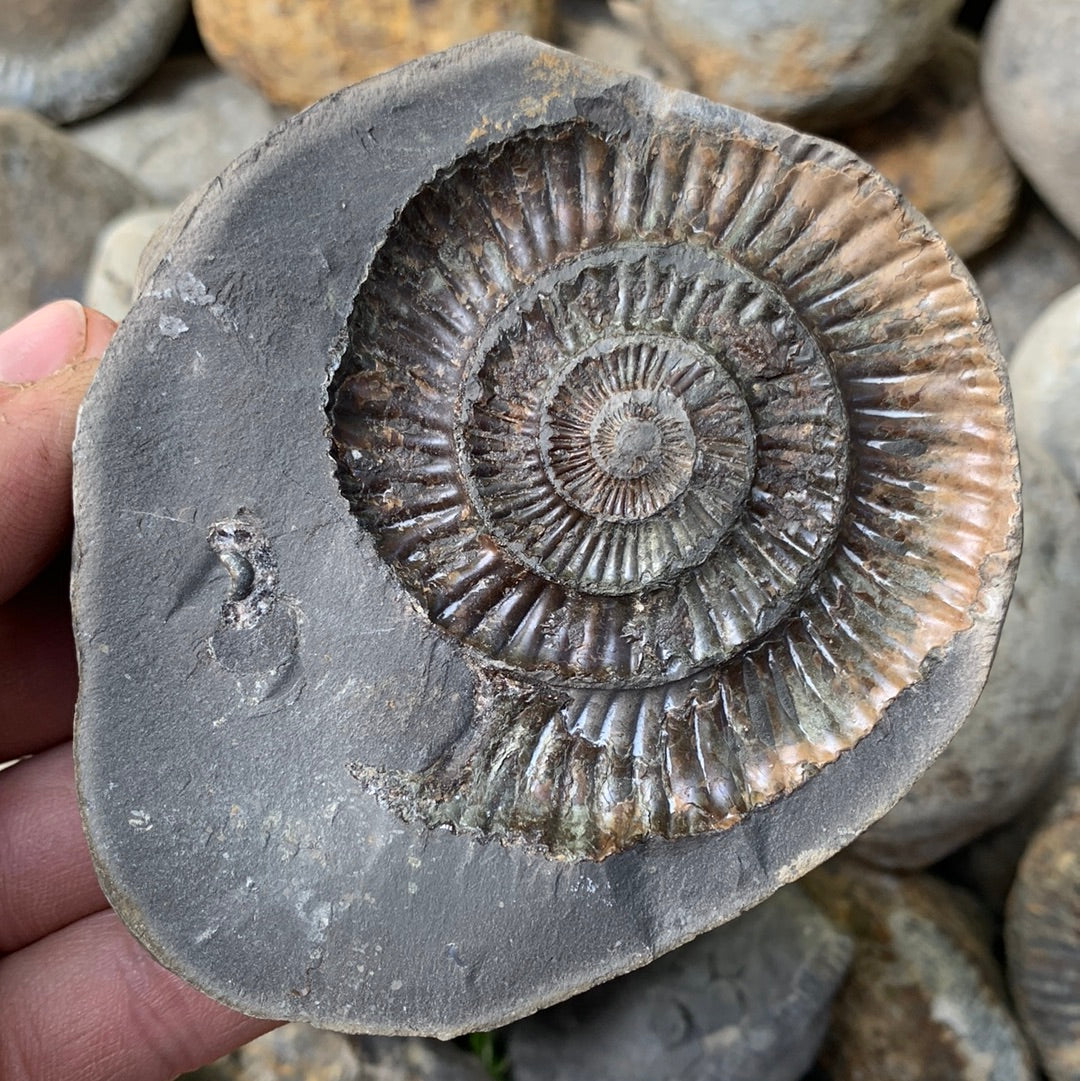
[0, 302, 116, 387]
[0, 301, 88, 384]
[0, 911, 283, 1081]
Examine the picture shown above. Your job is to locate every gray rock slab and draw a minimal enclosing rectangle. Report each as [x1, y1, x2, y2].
[72, 34, 1019, 1036]
[0, 0, 188, 124]
[0, 108, 146, 329]
[983, 0, 1080, 242]
[85, 206, 175, 322]
[70, 55, 288, 204]
[507, 884, 852, 1081]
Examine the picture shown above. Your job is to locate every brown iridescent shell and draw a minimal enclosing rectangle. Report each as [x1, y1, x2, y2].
[328, 117, 1018, 862]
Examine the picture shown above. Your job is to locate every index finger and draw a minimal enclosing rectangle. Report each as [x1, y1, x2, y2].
[0, 302, 115, 607]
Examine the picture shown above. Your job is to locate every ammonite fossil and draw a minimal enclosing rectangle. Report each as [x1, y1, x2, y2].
[329, 116, 1013, 863]
[73, 36, 1020, 1035]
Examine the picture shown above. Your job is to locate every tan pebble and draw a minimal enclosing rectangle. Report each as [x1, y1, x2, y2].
[1010, 283, 1080, 494]
[85, 206, 175, 323]
[983, 0, 1080, 242]
[970, 195, 1080, 360]
[194, 0, 558, 110]
[807, 860, 1037, 1081]
[622, 0, 961, 128]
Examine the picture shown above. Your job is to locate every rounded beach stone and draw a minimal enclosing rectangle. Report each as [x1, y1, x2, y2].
[85, 206, 175, 323]
[558, 0, 689, 88]
[0, 108, 145, 329]
[1007, 785, 1080, 1081]
[852, 441, 1080, 869]
[806, 860, 1037, 1081]
[1010, 284, 1080, 493]
[507, 885, 852, 1081]
[983, 0, 1080, 241]
[72, 36, 1019, 1035]
[625, 0, 962, 128]
[941, 773, 1067, 919]
[0, 0, 188, 124]
[70, 56, 288, 205]
[193, 0, 558, 110]
[831, 31, 1018, 260]
[970, 193, 1080, 361]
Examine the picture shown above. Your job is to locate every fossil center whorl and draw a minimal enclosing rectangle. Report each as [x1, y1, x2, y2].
[329, 119, 1017, 860]
[464, 272, 777, 603]
[549, 366, 697, 516]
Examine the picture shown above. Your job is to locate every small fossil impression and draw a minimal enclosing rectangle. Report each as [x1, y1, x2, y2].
[328, 121, 1015, 863]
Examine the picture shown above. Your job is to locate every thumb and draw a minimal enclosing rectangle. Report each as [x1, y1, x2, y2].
[0, 301, 116, 605]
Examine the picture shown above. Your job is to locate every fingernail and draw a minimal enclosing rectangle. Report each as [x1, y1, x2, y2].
[0, 300, 88, 384]
[84, 307, 117, 362]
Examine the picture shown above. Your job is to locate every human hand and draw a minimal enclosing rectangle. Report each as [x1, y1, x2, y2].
[0, 301, 280, 1080]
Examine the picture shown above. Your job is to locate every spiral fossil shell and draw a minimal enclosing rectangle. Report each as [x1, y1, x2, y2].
[71, 37, 1021, 1033]
[329, 118, 1018, 861]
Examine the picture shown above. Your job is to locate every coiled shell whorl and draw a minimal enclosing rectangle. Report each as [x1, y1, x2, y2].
[329, 119, 1019, 861]
[0, 0, 189, 123]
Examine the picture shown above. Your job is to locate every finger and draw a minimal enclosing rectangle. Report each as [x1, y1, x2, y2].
[0, 909, 279, 1081]
[0, 301, 115, 606]
[0, 558, 78, 759]
[0, 743, 106, 954]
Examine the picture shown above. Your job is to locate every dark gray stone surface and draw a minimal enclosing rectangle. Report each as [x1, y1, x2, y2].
[0, 0, 189, 123]
[72, 35, 1019, 1036]
[506, 885, 852, 1081]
